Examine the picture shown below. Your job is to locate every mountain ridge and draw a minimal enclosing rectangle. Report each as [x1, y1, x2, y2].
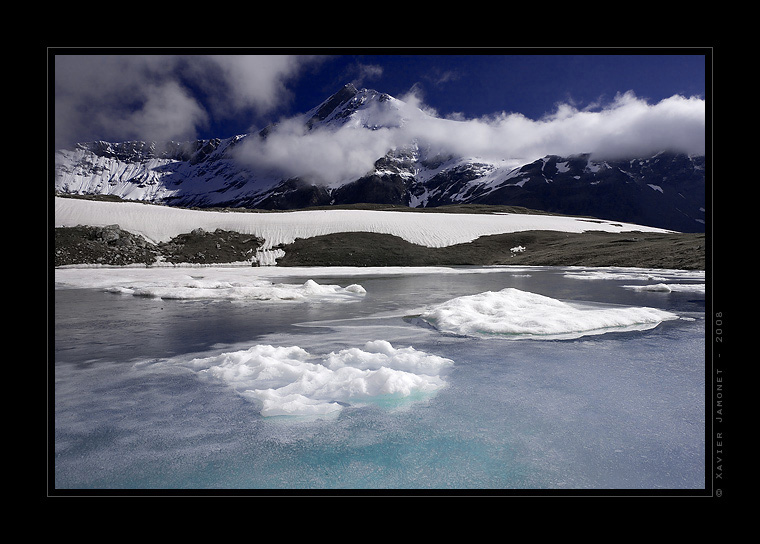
[54, 84, 706, 233]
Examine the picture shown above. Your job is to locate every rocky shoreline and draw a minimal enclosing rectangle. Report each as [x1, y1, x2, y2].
[53, 223, 705, 270]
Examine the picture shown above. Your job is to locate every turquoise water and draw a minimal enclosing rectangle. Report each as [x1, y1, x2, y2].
[53, 266, 706, 493]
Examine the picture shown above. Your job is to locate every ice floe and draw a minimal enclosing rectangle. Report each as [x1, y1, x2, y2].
[621, 283, 705, 294]
[54, 267, 366, 302]
[417, 287, 680, 340]
[174, 340, 454, 417]
[561, 267, 705, 295]
[563, 267, 704, 283]
[107, 277, 365, 301]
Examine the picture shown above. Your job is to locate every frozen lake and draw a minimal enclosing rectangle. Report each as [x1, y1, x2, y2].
[53, 265, 706, 492]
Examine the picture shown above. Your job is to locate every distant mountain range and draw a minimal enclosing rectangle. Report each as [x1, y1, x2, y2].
[54, 83, 706, 233]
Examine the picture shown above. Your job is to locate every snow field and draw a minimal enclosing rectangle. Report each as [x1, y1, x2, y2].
[55, 197, 672, 250]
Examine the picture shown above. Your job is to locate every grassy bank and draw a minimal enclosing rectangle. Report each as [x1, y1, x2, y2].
[276, 230, 705, 270]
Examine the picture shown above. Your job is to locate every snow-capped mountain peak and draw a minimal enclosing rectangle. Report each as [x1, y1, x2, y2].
[53, 85, 706, 233]
[304, 83, 412, 131]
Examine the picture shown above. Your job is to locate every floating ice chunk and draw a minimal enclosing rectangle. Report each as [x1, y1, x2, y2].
[564, 268, 705, 283]
[564, 270, 671, 282]
[106, 277, 366, 301]
[418, 288, 679, 340]
[622, 283, 705, 294]
[324, 340, 454, 375]
[301, 279, 366, 296]
[177, 341, 454, 417]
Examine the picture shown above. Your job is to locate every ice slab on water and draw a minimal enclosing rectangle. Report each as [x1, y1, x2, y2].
[418, 287, 680, 340]
[104, 277, 366, 301]
[563, 267, 705, 282]
[174, 340, 454, 417]
[622, 283, 705, 294]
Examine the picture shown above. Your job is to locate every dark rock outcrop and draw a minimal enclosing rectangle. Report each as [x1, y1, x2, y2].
[54, 225, 264, 266]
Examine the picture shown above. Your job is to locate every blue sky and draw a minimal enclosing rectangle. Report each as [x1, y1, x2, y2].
[53, 50, 708, 174]
[286, 53, 706, 123]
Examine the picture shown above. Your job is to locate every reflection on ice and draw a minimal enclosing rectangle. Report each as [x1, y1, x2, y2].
[417, 287, 680, 340]
[171, 340, 454, 417]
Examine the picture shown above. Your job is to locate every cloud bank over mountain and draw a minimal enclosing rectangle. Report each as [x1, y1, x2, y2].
[233, 88, 706, 185]
[54, 54, 705, 186]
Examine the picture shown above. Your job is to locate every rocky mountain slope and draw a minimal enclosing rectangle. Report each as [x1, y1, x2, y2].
[54, 84, 706, 233]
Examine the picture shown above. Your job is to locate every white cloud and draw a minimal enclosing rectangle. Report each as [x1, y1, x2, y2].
[53, 54, 324, 149]
[408, 91, 706, 163]
[234, 89, 705, 185]
[187, 55, 322, 118]
[54, 55, 195, 148]
[351, 63, 384, 87]
[105, 79, 209, 145]
[235, 116, 398, 185]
